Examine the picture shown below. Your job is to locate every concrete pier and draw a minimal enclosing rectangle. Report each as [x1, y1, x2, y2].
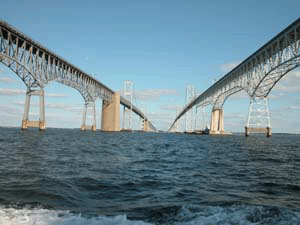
[209, 108, 224, 134]
[143, 119, 149, 132]
[101, 93, 120, 131]
[245, 126, 272, 137]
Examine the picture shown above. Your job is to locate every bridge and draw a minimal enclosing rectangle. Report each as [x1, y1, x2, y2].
[169, 18, 300, 136]
[0, 20, 156, 132]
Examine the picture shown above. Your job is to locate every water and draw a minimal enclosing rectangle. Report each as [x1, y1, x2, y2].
[0, 127, 300, 224]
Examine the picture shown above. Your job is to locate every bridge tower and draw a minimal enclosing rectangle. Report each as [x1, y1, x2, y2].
[80, 101, 96, 131]
[21, 88, 45, 131]
[185, 85, 195, 132]
[123, 80, 133, 130]
[245, 97, 272, 137]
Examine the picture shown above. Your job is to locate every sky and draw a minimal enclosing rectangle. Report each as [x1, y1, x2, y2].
[0, 0, 299, 133]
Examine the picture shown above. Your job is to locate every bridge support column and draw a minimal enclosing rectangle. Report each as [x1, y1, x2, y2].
[101, 93, 120, 131]
[80, 102, 96, 131]
[245, 97, 271, 137]
[21, 88, 45, 131]
[143, 119, 149, 132]
[209, 108, 224, 134]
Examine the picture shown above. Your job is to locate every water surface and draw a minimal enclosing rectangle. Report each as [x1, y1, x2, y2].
[0, 127, 300, 224]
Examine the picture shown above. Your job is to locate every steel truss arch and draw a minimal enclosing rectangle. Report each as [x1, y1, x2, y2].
[252, 56, 300, 97]
[169, 18, 300, 131]
[0, 20, 114, 102]
[0, 53, 40, 88]
[212, 86, 245, 110]
[0, 20, 156, 131]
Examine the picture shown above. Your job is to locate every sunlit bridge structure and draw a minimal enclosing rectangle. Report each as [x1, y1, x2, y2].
[122, 80, 133, 131]
[0, 20, 156, 132]
[169, 18, 300, 136]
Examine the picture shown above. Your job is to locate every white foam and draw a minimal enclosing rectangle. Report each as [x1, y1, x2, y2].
[174, 205, 300, 225]
[0, 207, 153, 225]
[1, 205, 300, 225]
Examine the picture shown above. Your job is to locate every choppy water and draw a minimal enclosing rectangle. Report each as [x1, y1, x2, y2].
[0, 127, 300, 224]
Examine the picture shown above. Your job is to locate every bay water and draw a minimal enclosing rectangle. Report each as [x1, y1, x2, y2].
[0, 127, 300, 224]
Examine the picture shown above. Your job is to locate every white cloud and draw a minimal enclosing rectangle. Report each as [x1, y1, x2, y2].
[160, 104, 182, 111]
[121, 89, 179, 101]
[272, 70, 300, 93]
[0, 88, 25, 96]
[0, 88, 67, 98]
[224, 113, 245, 120]
[0, 105, 23, 114]
[289, 105, 300, 110]
[12, 100, 82, 112]
[220, 61, 242, 73]
[269, 92, 286, 99]
[148, 111, 174, 120]
[274, 84, 300, 93]
[0, 77, 17, 83]
[47, 103, 82, 112]
[45, 93, 67, 98]
[227, 91, 249, 100]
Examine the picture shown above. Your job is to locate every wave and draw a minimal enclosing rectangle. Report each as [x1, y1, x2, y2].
[1, 205, 300, 225]
[172, 205, 300, 225]
[0, 207, 152, 225]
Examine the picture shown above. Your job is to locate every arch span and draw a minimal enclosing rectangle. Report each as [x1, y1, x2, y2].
[0, 20, 156, 131]
[169, 18, 300, 132]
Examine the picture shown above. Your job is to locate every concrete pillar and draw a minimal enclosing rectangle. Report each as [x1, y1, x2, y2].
[80, 104, 87, 131]
[92, 104, 96, 131]
[39, 89, 45, 131]
[101, 93, 120, 131]
[21, 92, 31, 130]
[267, 127, 272, 137]
[245, 126, 250, 137]
[21, 88, 45, 131]
[143, 119, 149, 132]
[210, 108, 224, 134]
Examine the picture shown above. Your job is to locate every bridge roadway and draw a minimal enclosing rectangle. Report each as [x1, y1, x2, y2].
[0, 20, 156, 132]
[169, 18, 300, 136]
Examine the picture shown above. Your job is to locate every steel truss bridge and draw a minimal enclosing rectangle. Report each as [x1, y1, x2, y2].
[170, 18, 300, 136]
[0, 20, 156, 132]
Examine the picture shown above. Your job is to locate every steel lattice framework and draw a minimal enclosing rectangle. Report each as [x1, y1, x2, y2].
[170, 18, 300, 131]
[0, 20, 156, 131]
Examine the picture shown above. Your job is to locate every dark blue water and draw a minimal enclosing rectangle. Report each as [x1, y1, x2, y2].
[0, 127, 300, 224]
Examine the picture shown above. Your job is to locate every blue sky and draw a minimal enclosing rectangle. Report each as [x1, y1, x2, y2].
[0, 0, 299, 132]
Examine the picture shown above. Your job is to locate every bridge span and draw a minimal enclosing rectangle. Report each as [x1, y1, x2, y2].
[0, 20, 156, 132]
[169, 18, 300, 136]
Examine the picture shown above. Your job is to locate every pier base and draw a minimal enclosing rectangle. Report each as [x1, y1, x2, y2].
[140, 119, 149, 132]
[80, 102, 97, 131]
[101, 93, 120, 131]
[245, 97, 272, 137]
[245, 126, 272, 137]
[21, 88, 45, 131]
